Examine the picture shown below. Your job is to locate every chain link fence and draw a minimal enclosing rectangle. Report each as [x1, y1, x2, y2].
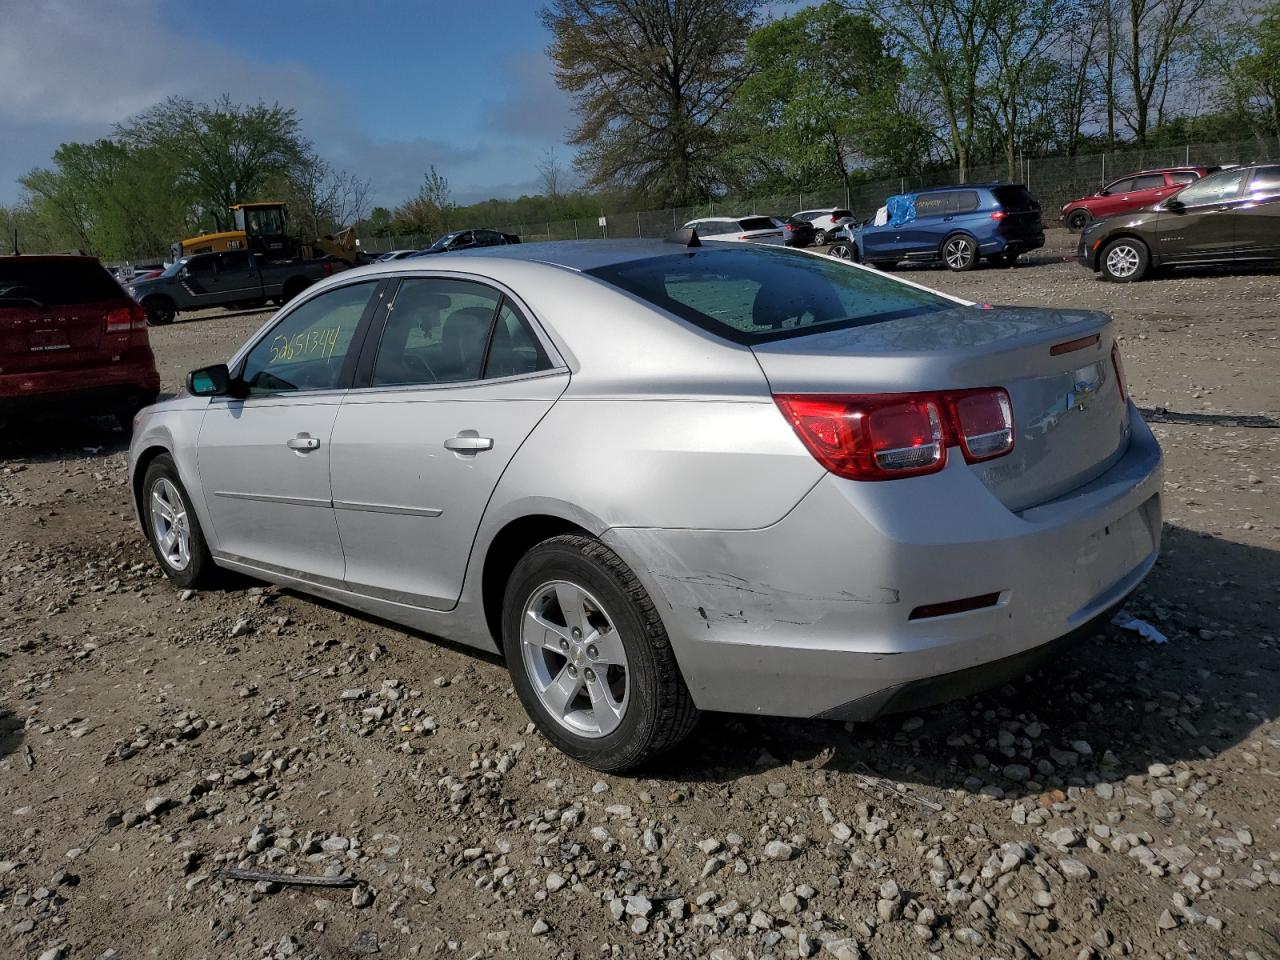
[356, 137, 1277, 255]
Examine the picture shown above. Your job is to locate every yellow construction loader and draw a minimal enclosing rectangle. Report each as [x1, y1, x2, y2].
[174, 202, 359, 264]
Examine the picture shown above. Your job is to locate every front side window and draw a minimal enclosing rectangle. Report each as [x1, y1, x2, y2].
[240, 281, 375, 395]
[1175, 169, 1247, 206]
[588, 246, 952, 345]
[914, 192, 956, 217]
[187, 257, 216, 279]
[1106, 178, 1135, 194]
[737, 216, 776, 231]
[371, 278, 501, 386]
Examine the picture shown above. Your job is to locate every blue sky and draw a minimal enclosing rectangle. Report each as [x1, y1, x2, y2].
[0, 0, 577, 209]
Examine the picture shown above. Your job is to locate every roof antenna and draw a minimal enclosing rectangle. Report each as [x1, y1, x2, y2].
[666, 226, 701, 247]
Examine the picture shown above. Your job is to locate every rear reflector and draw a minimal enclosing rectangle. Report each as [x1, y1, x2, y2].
[774, 388, 1013, 481]
[909, 592, 1002, 621]
[1050, 333, 1100, 356]
[1111, 342, 1128, 401]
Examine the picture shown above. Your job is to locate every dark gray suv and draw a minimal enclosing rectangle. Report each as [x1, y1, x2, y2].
[1078, 163, 1280, 281]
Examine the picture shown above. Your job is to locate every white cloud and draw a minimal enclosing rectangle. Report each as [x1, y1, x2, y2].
[0, 0, 577, 212]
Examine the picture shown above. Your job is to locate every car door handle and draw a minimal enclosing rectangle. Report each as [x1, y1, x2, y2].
[286, 435, 320, 451]
[444, 432, 493, 453]
[943, 216, 955, 222]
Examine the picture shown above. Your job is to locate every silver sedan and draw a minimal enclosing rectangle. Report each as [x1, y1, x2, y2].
[128, 238, 1163, 770]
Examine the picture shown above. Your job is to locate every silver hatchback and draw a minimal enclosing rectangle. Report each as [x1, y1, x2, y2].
[129, 239, 1162, 770]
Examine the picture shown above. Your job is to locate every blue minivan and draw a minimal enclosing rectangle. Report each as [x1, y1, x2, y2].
[832, 183, 1045, 271]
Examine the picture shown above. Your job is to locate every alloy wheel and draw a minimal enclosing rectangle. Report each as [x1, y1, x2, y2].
[149, 477, 191, 571]
[944, 237, 974, 270]
[521, 580, 629, 738]
[1105, 244, 1141, 278]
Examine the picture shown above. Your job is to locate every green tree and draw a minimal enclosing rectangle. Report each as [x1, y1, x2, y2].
[116, 95, 310, 230]
[726, 3, 925, 193]
[542, 0, 759, 206]
[392, 166, 457, 238]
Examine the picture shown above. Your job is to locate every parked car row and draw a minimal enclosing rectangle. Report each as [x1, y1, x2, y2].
[373, 228, 521, 262]
[682, 161, 1278, 283]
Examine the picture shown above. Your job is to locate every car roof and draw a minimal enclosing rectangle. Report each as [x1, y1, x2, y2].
[336, 238, 750, 279]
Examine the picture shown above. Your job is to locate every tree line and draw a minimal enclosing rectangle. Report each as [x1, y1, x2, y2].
[543, 0, 1280, 207]
[4, 0, 1277, 256]
[3, 96, 371, 261]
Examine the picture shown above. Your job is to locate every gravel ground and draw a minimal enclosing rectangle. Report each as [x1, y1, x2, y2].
[2, 231, 1279, 960]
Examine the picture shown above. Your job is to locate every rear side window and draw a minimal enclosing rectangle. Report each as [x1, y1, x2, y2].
[699, 221, 735, 236]
[1249, 166, 1280, 196]
[0, 259, 122, 307]
[587, 247, 952, 345]
[830, 210, 853, 220]
[372, 278, 500, 386]
[1131, 174, 1167, 190]
[992, 186, 1038, 210]
[737, 216, 777, 231]
[1170, 171, 1199, 184]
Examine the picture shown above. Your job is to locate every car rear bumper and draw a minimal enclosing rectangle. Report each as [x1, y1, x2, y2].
[605, 406, 1162, 719]
[981, 232, 1046, 256]
[0, 363, 160, 420]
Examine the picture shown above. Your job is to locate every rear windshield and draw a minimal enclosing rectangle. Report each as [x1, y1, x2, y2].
[587, 247, 953, 345]
[992, 185, 1038, 211]
[737, 216, 777, 231]
[0, 259, 123, 307]
[831, 209, 853, 219]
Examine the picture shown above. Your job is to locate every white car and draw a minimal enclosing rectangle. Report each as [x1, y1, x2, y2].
[792, 207, 855, 244]
[683, 216, 785, 245]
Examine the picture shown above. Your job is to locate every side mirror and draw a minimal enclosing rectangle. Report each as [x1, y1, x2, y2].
[1164, 198, 1185, 212]
[187, 363, 235, 397]
[1097, 189, 1110, 197]
[178, 267, 190, 279]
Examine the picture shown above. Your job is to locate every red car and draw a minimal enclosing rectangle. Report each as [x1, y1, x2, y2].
[1, 255, 160, 432]
[1060, 166, 1213, 231]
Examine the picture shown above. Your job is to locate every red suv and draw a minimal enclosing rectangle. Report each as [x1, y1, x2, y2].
[1060, 167, 1213, 231]
[1, 256, 160, 431]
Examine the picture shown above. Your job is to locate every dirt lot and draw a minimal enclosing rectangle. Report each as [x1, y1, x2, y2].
[3, 232, 1279, 960]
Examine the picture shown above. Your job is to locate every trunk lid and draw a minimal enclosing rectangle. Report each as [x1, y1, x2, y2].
[752, 304, 1130, 512]
[0, 258, 127, 374]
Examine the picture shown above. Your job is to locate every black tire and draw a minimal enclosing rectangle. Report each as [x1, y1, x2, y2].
[828, 242, 857, 261]
[143, 297, 175, 326]
[115, 390, 158, 434]
[814, 229, 828, 245]
[1066, 209, 1091, 232]
[281, 278, 309, 303]
[1099, 237, 1150, 282]
[502, 534, 698, 771]
[941, 234, 979, 271]
[141, 454, 217, 589]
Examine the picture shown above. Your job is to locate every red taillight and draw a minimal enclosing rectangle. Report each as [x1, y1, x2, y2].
[105, 303, 148, 334]
[774, 388, 1014, 481]
[1111, 342, 1128, 402]
[785, 224, 796, 231]
[990, 209, 1007, 221]
[322, 261, 335, 276]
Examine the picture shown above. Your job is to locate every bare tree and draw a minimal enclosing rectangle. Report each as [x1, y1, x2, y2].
[1117, 0, 1212, 143]
[536, 148, 565, 209]
[541, 0, 758, 206]
[289, 155, 373, 238]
